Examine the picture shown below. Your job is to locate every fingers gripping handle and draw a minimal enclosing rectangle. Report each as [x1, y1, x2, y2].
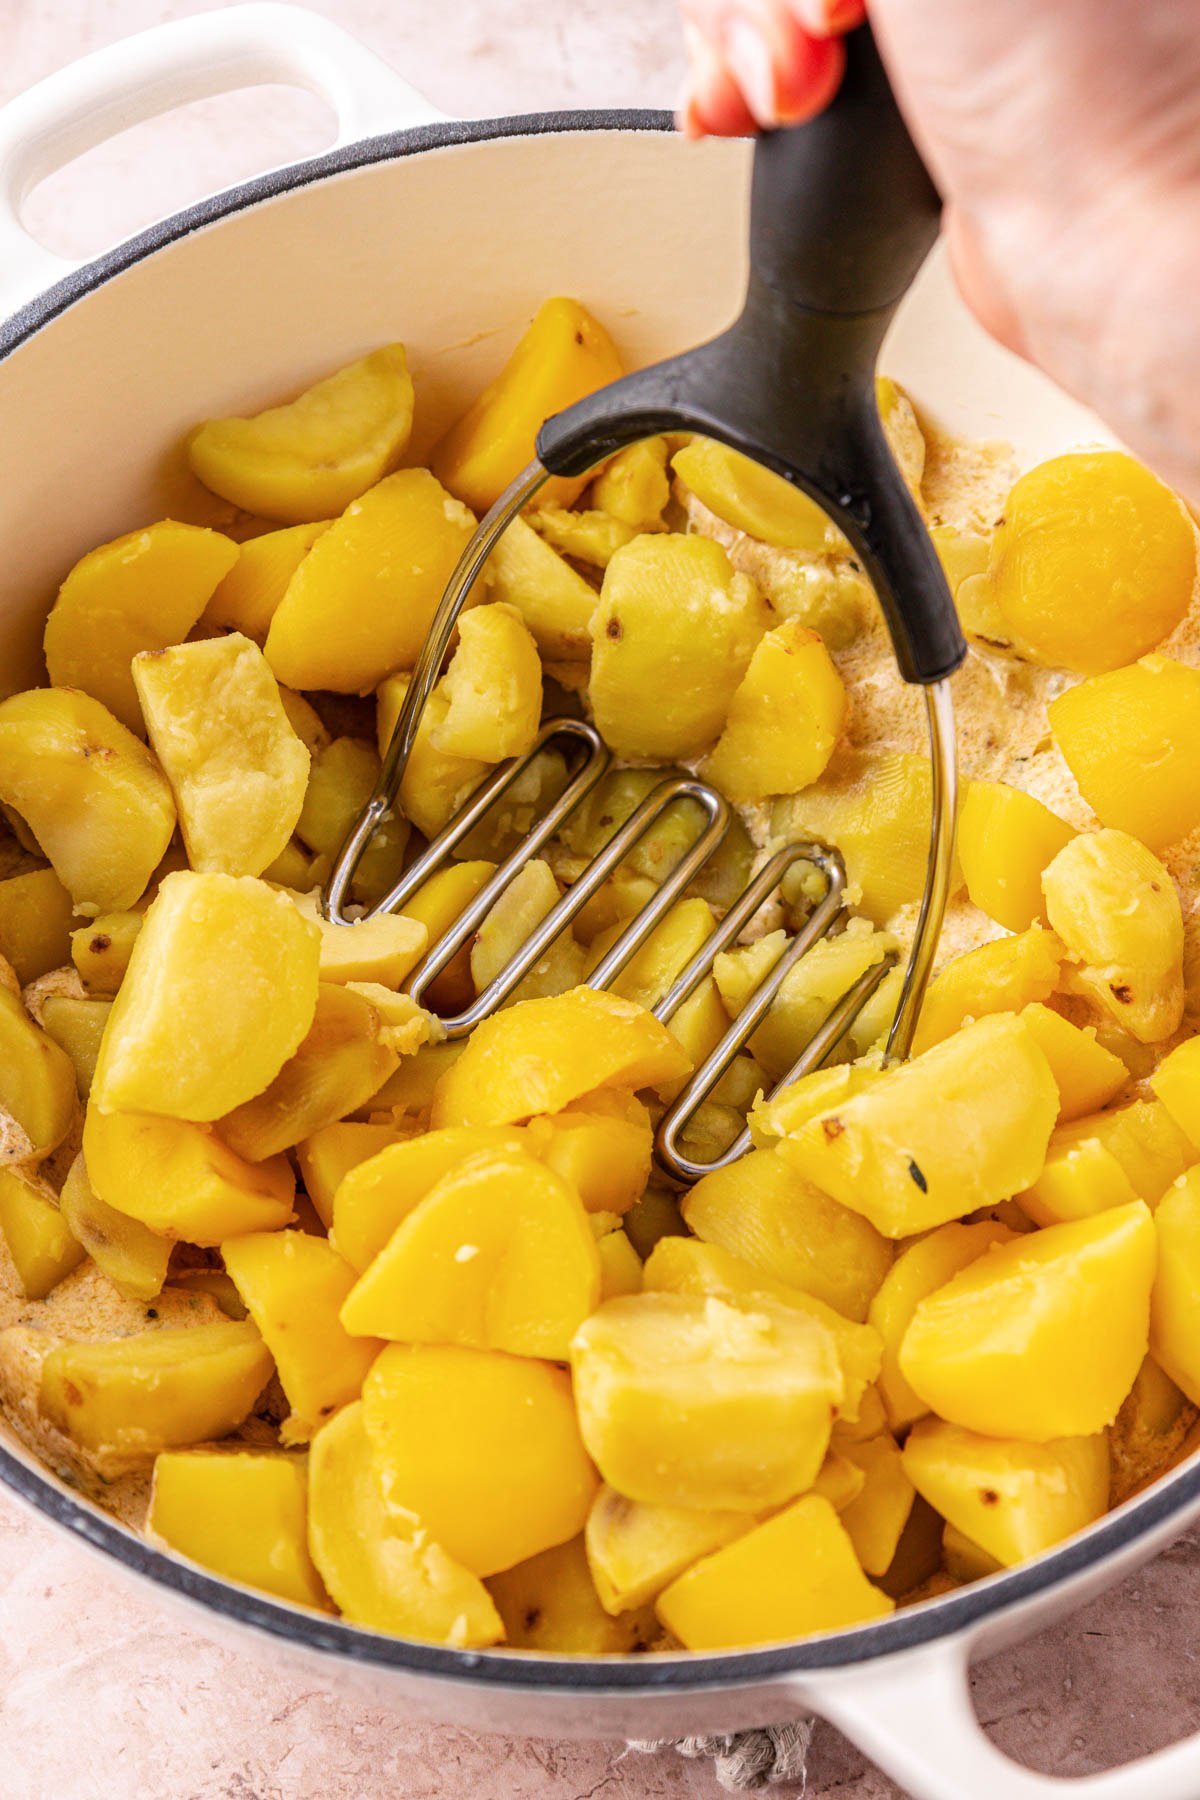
[0, 3, 442, 314]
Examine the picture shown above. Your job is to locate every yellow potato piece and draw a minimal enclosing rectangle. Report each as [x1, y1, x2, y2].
[294, 736, 408, 908]
[656, 1494, 893, 1649]
[570, 1290, 843, 1511]
[672, 438, 837, 552]
[375, 673, 492, 842]
[714, 918, 899, 1079]
[903, 1420, 1110, 1567]
[0, 985, 77, 1159]
[332, 1125, 527, 1271]
[592, 437, 670, 533]
[362, 1342, 598, 1577]
[837, 1434, 915, 1576]
[0, 688, 175, 914]
[202, 521, 330, 642]
[642, 1236, 882, 1423]
[1043, 830, 1183, 1043]
[469, 858, 584, 1005]
[0, 1167, 84, 1299]
[307, 1400, 501, 1644]
[776, 1013, 1059, 1236]
[92, 870, 321, 1120]
[283, 889, 426, 991]
[150, 1449, 328, 1610]
[957, 781, 1076, 933]
[525, 1104, 652, 1215]
[900, 1202, 1155, 1439]
[431, 297, 623, 514]
[588, 534, 770, 760]
[867, 1221, 1016, 1431]
[942, 1521, 1004, 1583]
[1150, 1167, 1200, 1405]
[223, 1231, 381, 1444]
[218, 985, 398, 1162]
[1019, 1004, 1127, 1122]
[264, 468, 477, 693]
[71, 910, 143, 995]
[83, 1106, 295, 1245]
[988, 451, 1195, 674]
[485, 514, 599, 659]
[188, 344, 415, 524]
[911, 927, 1065, 1055]
[0, 866, 75, 985]
[44, 521, 238, 734]
[701, 621, 846, 801]
[596, 1227, 643, 1300]
[40, 1320, 273, 1470]
[340, 1146, 600, 1356]
[487, 1534, 657, 1653]
[40, 996, 113, 1099]
[133, 634, 309, 878]
[585, 1484, 753, 1614]
[532, 505, 637, 569]
[59, 1151, 171, 1302]
[1049, 655, 1200, 851]
[430, 987, 691, 1128]
[432, 603, 542, 761]
[681, 1147, 893, 1324]
[295, 1121, 408, 1229]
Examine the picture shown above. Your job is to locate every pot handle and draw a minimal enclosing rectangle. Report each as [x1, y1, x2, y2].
[812, 1634, 1200, 1800]
[0, 2, 443, 312]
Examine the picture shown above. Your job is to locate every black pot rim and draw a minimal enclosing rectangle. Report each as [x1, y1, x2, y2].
[2, 103, 1197, 1694]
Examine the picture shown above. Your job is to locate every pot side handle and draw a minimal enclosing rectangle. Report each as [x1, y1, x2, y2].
[0, 2, 444, 313]
[810, 1634, 1200, 1800]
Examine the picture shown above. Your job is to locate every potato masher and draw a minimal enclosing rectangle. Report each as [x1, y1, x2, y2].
[324, 24, 966, 1181]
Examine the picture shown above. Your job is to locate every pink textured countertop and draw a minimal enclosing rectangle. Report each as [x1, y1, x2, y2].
[4, 4, 1200, 1796]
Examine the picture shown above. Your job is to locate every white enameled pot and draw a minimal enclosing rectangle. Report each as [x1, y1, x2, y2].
[0, 10, 1195, 1796]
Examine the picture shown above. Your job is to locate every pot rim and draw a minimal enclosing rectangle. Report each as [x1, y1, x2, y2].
[2, 104, 1197, 1689]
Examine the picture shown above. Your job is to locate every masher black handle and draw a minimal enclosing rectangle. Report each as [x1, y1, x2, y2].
[537, 24, 967, 686]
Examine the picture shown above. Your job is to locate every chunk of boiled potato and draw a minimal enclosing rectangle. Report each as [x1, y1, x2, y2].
[339, 1146, 600, 1357]
[911, 927, 1065, 1055]
[0, 1167, 84, 1299]
[71, 910, 143, 995]
[307, 1399, 501, 1644]
[202, 521, 330, 642]
[525, 1104, 652, 1215]
[681, 1146, 892, 1323]
[987, 451, 1195, 674]
[487, 1533, 658, 1653]
[1149, 1167, 1200, 1405]
[0, 985, 77, 1159]
[485, 514, 599, 658]
[375, 674, 492, 841]
[597, 1226, 644, 1300]
[295, 1120, 409, 1228]
[149, 1448, 328, 1609]
[0, 866, 75, 985]
[701, 621, 846, 801]
[223, 1231, 381, 1443]
[1042, 830, 1183, 1043]
[837, 1434, 915, 1577]
[294, 736, 409, 907]
[868, 1221, 1016, 1431]
[903, 1419, 1110, 1566]
[39, 1320, 273, 1471]
[284, 888, 425, 991]
[362, 1342, 598, 1576]
[592, 437, 670, 532]
[44, 521, 238, 734]
[957, 781, 1076, 933]
[534, 504, 638, 568]
[469, 858, 584, 1005]
[82, 1106, 294, 1244]
[1016, 1100, 1189, 1228]
[1048, 655, 1200, 850]
[59, 1151, 170, 1302]
[672, 437, 838, 552]
[656, 1494, 893, 1649]
[431, 297, 623, 513]
[1019, 1004, 1127, 1122]
[188, 344, 415, 523]
[0, 688, 175, 914]
[264, 469, 477, 693]
[133, 633, 309, 878]
[40, 996, 113, 1099]
[331, 1125, 526, 1270]
[432, 603, 542, 761]
[217, 985, 398, 1162]
[585, 1484, 753, 1614]
[430, 987, 690, 1128]
[556, 763, 756, 910]
[588, 534, 770, 760]
[92, 871, 321, 1120]
[900, 1202, 1155, 1439]
[570, 1290, 843, 1511]
[775, 1013, 1059, 1236]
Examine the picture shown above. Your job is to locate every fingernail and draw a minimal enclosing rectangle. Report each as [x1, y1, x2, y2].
[793, 0, 863, 32]
[723, 18, 779, 127]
